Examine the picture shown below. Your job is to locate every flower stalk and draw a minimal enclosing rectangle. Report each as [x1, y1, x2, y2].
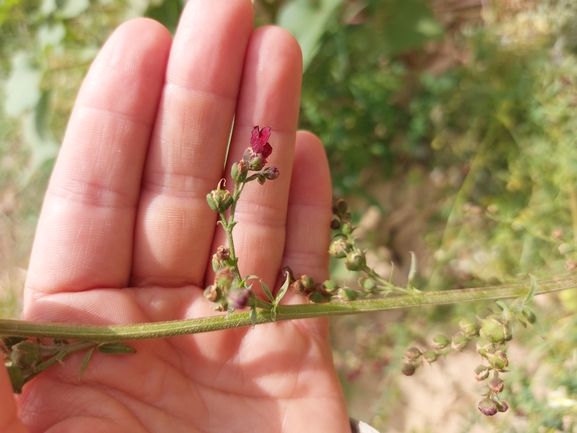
[1, 274, 575, 341]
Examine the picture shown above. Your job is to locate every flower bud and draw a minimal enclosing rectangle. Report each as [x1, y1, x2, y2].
[358, 277, 376, 292]
[309, 292, 325, 303]
[495, 399, 509, 413]
[262, 166, 279, 181]
[341, 222, 353, 235]
[431, 334, 450, 350]
[322, 280, 339, 293]
[330, 217, 341, 230]
[451, 334, 469, 351]
[231, 161, 248, 183]
[558, 243, 574, 254]
[487, 350, 508, 370]
[329, 238, 351, 258]
[206, 188, 233, 213]
[474, 364, 491, 381]
[335, 199, 348, 216]
[480, 316, 511, 343]
[301, 275, 315, 290]
[338, 288, 358, 301]
[459, 318, 479, 338]
[522, 308, 536, 324]
[475, 337, 494, 357]
[404, 347, 422, 361]
[228, 287, 252, 309]
[401, 361, 417, 376]
[423, 350, 438, 363]
[488, 377, 504, 393]
[345, 250, 366, 271]
[478, 398, 498, 416]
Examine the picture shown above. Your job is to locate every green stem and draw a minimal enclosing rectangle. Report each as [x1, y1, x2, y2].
[363, 266, 415, 295]
[1, 275, 575, 341]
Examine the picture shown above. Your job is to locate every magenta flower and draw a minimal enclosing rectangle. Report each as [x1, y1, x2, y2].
[250, 126, 272, 159]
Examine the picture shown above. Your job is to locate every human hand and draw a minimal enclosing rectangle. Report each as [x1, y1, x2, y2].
[3, 1, 350, 431]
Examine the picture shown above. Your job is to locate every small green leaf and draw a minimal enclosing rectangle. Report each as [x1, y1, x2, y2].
[270, 306, 277, 322]
[97, 342, 136, 355]
[249, 306, 257, 327]
[275, 272, 291, 305]
[79, 346, 96, 379]
[260, 280, 275, 304]
[7, 365, 26, 394]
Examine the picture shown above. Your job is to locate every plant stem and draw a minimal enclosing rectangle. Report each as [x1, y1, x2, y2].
[1, 275, 575, 341]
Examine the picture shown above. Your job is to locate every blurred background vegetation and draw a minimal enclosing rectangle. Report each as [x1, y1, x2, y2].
[2, 0, 577, 431]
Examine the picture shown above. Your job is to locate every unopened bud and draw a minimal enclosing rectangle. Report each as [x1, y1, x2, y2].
[341, 222, 353, 235]
[228, 287, 251, 309]
[404, 347, 422, 361]
[478, 398, 498, 416]
[488, 377, 504, 393]
[459, 318, 479, 337]
[330, 218, 341, 230]
[522, 308, 536, 324]
[345, 250, 366, 271]
[231, 161, 248, 183]
[476, 337, 494, 357]
[480, 316, 510, 343]
[474, 364, 491, 381]
[431, 334, 450, 350]
[495, 399, 509, 413]
[338, 288, 358, 301]
[358, 277, 376, 292]
[451, 334, 469, 351]
[322, 280, 339, 293]
[309, 292, 325, 303]
[423, 350, 438, 363]
[487, 350, 508, 370]
[401, 361, 417, 376]
[335, 199, 348, 216]
[301, 275, 315, 290]
[262, 166, 279, 181]
[206, 188, 233, 213]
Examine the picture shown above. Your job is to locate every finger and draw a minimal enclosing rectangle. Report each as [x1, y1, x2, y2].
[24, 19, 171, 302]
[208, 26, 303, 293]
[282, 131, 333, 305]
[0, 365, 28, 432]
[130, 0, 254, 287]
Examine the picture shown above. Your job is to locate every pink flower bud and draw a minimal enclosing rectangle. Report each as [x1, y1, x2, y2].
[478, 398, 498, 416]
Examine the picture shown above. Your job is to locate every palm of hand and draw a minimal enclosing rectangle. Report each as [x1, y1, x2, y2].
[10, 1, 349, 432]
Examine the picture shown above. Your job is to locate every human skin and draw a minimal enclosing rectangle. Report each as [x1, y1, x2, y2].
[0, 0, 350, 431]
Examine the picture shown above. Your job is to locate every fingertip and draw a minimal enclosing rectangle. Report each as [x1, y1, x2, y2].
[292, 130, 332, 208]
